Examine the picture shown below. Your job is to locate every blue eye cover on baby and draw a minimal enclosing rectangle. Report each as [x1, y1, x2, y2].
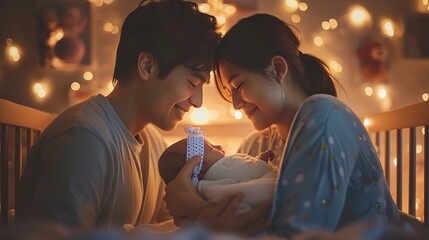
[184, 126, 205, 185]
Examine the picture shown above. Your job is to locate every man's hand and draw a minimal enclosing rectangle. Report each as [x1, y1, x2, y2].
[164, 155, 210, 221]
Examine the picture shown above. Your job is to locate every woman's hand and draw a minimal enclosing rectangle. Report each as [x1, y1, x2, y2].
[164, 155, 211, 224]
[196, 194, 272, 236]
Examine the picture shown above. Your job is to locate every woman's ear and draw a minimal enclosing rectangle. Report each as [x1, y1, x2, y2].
[137, 52, 154, 81]
[271, 55, 288, 83]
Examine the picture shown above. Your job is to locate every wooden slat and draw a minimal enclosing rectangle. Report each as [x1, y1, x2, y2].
[364, 101, 429, 132]
[396, 129, 403, 210]
[1, 124, 9, 227]
[425, 125, 428, 225]
[0, 99, 55, 131]
[409, 127, 416, 216]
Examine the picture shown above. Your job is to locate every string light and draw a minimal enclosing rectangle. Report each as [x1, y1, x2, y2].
[285, 0, 299, 12]
[33, 83, 47, 98]
[234, 111, 243, 120]
[378, 88, 387, 99]
[7, 45, 21, 62]
[363, 118, 370, 127]
[298, 2, 308, 11]
[416, 145, 423, 154]
[313, 36, 324, 46]
[83, 71, 93, 81]
[197, 0, 236, 34]
[381, 19, 395, 37]
[322, 21, 330, 30]
[71, 82, 81, 91]
[329, 18, 338, 29]
[291, 14, 301, 23]
[348, 5, 371, 28]
[365, 87, 373, 96]
[422, 93, 428, 101]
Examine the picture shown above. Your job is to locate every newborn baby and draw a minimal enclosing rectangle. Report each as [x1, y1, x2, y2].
[159, 138, 277, 214]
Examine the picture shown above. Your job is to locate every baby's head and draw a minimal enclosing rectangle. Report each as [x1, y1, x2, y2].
[159, 138, 225, 184]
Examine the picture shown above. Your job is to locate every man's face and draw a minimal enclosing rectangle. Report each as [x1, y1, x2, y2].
[140, 64, 210, 131]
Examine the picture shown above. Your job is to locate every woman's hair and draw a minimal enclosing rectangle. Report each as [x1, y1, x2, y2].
[113, 0, 220, 84]
[214, 14, 337, 102]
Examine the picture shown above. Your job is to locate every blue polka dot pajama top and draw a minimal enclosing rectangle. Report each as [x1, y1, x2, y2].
[269, 94, 399, 237]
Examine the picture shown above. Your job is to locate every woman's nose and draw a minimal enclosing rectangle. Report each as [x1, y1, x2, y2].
[232, 91, 244, 110]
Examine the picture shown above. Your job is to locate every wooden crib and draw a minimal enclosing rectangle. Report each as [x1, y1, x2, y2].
[364, 100, 429, 224]
[0, 98, 55, 229]
[1, 98, 428, 229]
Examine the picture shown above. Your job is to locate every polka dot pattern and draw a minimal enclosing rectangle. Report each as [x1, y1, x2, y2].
[185, 126, 205, 185]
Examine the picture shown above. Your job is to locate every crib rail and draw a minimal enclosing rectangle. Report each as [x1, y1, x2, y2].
[364, 101, 429, 225]
[0, 99, 55, 228]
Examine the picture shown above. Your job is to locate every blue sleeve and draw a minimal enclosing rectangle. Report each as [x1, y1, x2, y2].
[269, 96, 362, 237]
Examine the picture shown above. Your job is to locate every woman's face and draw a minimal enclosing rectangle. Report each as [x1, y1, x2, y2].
[218, 60, 285, 130]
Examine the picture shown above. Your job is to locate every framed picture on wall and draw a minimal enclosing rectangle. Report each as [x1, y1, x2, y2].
[38, 0, 92, 68]
[403, 14, 429, 59]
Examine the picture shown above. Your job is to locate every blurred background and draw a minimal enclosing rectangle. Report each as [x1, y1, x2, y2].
[0, 0, 428, 221]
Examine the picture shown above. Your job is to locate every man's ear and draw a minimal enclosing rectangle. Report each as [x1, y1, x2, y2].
[271, 55, 288, 83]
[137, 52, 154, 81]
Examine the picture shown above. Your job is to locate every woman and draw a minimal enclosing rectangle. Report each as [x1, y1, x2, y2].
[166, 13, 399, 237]
[215, 13, 399, 235]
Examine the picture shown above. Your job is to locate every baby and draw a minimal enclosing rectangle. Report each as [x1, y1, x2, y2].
[159, 137, 277, 214]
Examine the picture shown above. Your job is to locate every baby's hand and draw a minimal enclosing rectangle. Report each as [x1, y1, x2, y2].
[257, 149, 274, 163]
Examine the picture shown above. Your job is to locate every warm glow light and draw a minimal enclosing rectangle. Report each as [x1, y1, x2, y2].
[329, 19, 338, 29]
[365, 87, 373, 96]
[423, 128, 425, 135]
[217, 15, 226, 25]
[393, 157, 397, 167]
[33, 83, 47, 98]
[422, 93, 429, 101]
[363, 118, 370, 127]
[381, 19, 395, 37]
[199, 3, 210, 13]
[378, 88, 387, 99]
[329, 60, 342, 73]
[94, 0, 103, 7]
[285, 0, 299, 12]
[224, 5, 236, 15]
[322, 21, 330, 30]
[83, 71, 93, 81]
[291, 14, 301, 23]
[71, 82, 81, 91]
[111, 26, 119, 34]
[234, 111, 243, 120]
[103, 0, 114, 4]
[416, 145, 423, 154]
[190, 107, 210, 124]
[313, 36, 324, 46]
[298, 2, 308, 11]
[349, 6, 371, 27]
[103, 23, 113, 32]
[7, 45, 21, 62]
[423, 0, 428, 5]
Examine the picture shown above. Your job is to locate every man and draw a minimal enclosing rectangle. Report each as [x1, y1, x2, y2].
[17, 0, 217, 233]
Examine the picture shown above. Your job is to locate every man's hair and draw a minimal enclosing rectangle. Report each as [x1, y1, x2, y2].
[113, 0, 219, 84]
[158, 139, 187, 184]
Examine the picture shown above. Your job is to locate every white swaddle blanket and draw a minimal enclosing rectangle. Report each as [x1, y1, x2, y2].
[197, 153, 277, 214]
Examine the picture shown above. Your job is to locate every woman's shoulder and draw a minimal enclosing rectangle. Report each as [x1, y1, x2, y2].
[299, 94, 354, 115]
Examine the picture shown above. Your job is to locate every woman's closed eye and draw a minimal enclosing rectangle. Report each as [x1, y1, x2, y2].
[187, 80, 197, 88]
[232, 82, 243, 91]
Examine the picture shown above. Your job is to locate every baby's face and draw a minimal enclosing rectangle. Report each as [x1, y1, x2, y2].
[198, 140, 225, 178]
